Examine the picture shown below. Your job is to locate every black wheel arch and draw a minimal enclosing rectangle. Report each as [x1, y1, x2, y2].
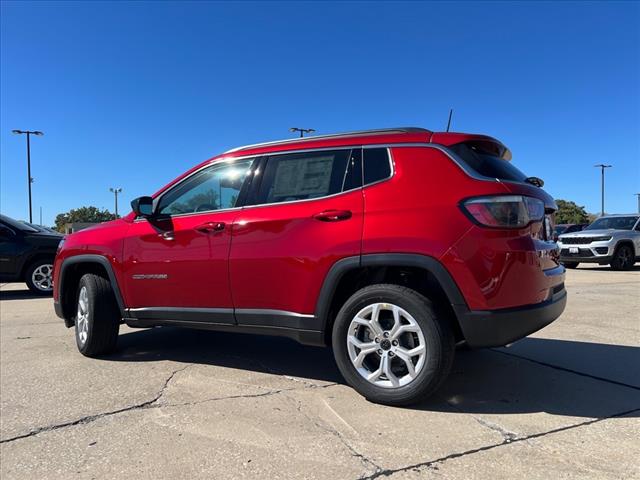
[19, 252, 56, 280]
[57, 255, 125, 325]
[315, 254, 468, 344]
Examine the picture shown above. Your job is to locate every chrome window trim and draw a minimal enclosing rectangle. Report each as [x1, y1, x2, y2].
[139, 141, 526, 221]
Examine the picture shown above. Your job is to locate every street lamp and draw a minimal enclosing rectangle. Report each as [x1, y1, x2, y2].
[594, 164, 612, 216]
[289, 127, 316, 138]
[109, 187, 123, 217]
[635, 193, 640, 214]
[12, 129, 44, 223]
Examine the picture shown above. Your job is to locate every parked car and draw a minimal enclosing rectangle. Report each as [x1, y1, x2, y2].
[53, 127, 566, 405]
[0, 214, 63, 294]
[22, 221, 61, 236]
[553, 223, 587, 241]
[558, 214, 640, 270]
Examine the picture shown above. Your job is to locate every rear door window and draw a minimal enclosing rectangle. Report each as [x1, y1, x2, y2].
[256, 149, 357, 205]
[448, 143, 527, 182]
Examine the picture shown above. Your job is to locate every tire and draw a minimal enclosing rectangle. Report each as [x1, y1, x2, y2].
[562, 262, 579, 269]
[332, 284, 455, 406]
[74, 273, 120, 357]
[610, 244, 635, 271]
[25, 259, 54, 295]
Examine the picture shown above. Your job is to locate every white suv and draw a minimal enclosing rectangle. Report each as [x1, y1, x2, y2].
[558, 214, 640, 270]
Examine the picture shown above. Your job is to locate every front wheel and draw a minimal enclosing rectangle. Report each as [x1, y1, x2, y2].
[610, 244, 635, 271]
[332, 284, 455, 406]
[75, 273, 120, 357]
[25, 260, 54, 294]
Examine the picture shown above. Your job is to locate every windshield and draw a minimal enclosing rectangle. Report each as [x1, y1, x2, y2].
[585, 216, 639, 231]
[0, 214, 39, 232]
[448, 142, 528, 182]
[554, 225, 568, 235]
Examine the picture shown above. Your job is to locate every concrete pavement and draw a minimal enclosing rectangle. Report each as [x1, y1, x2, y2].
[1, 265, 638, 479]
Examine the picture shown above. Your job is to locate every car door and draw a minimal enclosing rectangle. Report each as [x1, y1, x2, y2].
[229, 148, 363, 330]
[122, 157, 256, 324]
[0, 223, 22, 278]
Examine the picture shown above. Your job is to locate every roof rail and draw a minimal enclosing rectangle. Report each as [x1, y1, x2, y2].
[224, 127, 431, 154]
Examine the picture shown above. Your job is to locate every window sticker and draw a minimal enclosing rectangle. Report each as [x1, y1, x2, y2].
[272, 156, 334, 198]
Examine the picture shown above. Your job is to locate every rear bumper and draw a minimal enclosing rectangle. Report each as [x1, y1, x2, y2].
[456, 287, 567, 348]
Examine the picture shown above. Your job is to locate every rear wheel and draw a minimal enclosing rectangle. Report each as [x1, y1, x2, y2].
[562, 261, 579, 269]
[332, 284, 455, 406]
[610, 244, 634, 271]
[25, 259, 54, 294]
[74, 273, 120, 356]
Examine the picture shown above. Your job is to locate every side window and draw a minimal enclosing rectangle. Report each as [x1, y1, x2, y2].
[256, 149, 355, 205]
[158, 158, 254, 215]
[363, 148, 391, 185]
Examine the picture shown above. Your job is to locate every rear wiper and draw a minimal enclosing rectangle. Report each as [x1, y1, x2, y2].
[525, 176, 544, 187]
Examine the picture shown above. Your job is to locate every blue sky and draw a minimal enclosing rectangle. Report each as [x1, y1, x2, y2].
[1, 1, 639, 226]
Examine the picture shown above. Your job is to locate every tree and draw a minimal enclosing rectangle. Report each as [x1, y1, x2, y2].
[555, 199, 590, 224]
[54, 206, 117, 233]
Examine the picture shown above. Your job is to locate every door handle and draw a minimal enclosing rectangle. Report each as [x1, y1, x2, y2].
[313, 210, 352, 222]
[195, 222, 226, 233]
[159, 231, 175, 241]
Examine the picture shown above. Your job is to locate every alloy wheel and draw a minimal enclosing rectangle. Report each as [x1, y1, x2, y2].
[31, 264, 53, 292]
[76, 286, 89, 345]
[346, 302, 427, 388]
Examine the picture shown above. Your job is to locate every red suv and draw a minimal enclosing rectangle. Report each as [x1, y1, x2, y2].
[53, 127, 566, 405]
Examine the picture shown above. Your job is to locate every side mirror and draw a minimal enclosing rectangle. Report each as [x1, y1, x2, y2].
[131, 196, 154, 218]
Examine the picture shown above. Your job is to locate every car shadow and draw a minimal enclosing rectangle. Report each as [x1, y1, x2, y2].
[0, 288, 49, 300]
[105, 327, 640, 418]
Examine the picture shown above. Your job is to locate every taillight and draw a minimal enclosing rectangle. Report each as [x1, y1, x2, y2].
[461, 195, 545, 228]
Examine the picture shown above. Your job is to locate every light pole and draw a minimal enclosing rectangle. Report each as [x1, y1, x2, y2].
[594, 164, 612, 216]
[289, 127, 315, 138]
[635, 193, 640, 214]
[12, 129, 43, 223]
[109, 187, 122, 217]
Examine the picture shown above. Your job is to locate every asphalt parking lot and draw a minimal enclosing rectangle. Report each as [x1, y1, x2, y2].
[1, 266, 638, 479]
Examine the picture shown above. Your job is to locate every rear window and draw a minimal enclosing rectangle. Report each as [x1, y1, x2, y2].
[448, 143, 527, 182]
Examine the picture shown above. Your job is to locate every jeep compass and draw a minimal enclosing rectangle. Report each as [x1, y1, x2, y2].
[53, 127, 566, 405]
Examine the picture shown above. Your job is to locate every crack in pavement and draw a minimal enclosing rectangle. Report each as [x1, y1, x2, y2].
[0, 365, 339, 445]
[473, 417, 518, 443]
[284, 393, 383, 479]
[491, 348, 640, 391]
[445, 399, 519, 444]
[359, 407, 640, 479]
[0, 364, 193, 444]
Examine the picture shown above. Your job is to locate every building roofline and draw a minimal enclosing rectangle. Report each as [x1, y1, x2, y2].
[224, 127, 431, 154]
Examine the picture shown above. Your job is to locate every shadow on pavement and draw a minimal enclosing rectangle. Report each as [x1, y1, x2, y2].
[107, 327, 640, 418]
[0, 289, 49, 300]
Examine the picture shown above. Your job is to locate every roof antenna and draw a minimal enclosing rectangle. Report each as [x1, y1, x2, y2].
[446, 109, 453, 132]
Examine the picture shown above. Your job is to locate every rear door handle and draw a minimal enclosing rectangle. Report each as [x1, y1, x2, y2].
[159, 231, 174, 241]
[195, 222, 226, 233]
[313, 210, 352, 222]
